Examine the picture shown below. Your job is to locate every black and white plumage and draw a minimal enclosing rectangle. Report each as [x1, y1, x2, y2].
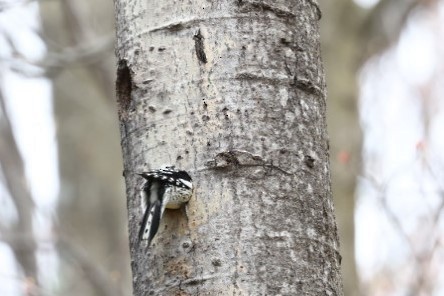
[138, 167, 193, 246]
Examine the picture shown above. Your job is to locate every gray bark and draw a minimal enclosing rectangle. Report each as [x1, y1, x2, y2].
[115, 0, 343, 295]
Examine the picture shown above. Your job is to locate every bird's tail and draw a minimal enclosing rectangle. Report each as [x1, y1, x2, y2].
[138, 200, 162, 246]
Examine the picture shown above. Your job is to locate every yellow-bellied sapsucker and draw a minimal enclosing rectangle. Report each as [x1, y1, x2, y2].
[138, 167, 193, 246]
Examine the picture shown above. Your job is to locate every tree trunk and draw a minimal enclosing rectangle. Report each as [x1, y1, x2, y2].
[115, 0, 343, 295]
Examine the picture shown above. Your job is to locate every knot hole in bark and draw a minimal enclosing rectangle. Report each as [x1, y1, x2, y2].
[193, 29, 207, 64]
[116, 59, 133, 120]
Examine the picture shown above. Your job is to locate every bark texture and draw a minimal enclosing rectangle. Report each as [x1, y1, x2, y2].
[115, 0, 343, 295]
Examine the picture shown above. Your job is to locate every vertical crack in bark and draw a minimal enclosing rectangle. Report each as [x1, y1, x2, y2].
[116, 59, 133, 121]
[230, 181, 241, 292]
[193, 29, 207, 64]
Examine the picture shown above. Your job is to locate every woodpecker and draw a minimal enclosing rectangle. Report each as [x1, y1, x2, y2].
[138, 167, 193, 246]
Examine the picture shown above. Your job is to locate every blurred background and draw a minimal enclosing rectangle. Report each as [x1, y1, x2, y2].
[0, 0, 443, 295]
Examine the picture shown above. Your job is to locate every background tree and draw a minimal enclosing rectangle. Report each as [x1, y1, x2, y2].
[319, 1, 430, 294]
[38, 0, 131, 294]
[115, 0, 343, 294]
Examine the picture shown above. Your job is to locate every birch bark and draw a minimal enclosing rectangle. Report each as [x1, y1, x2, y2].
[115, 0, 343, 295]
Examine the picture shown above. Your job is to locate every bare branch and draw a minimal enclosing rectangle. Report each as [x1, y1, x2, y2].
[0, 87, 38, 285]
[0, 233, 123, 296]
